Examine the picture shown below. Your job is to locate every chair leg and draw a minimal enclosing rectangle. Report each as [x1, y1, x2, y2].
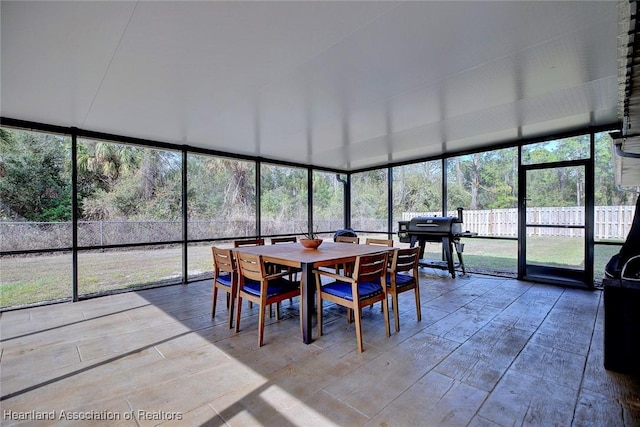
[227, 292, 235, 329]
[235, 296, 243, 333]
[353, 303, 364, 353]
[393, 293, 400, 332]
[414, 287, 422, 322]
[382, 297, 391, 338]
[212, 285, 218, 319]
[258, 304, 266, 347]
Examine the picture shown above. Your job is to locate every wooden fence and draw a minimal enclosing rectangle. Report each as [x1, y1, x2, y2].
[1, 206, 636, 252]
[403, 205, 636, 240]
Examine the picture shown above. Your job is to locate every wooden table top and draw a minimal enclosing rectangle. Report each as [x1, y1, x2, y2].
[234, 241, 396, 268]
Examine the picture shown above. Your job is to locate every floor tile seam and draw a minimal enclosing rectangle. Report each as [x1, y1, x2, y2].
[431, 363, 495, 394]
[312, 346, 400, 399]
[577, 383, 638, 412]
[1, 325, 175, 355]
[151, 332, 244, 360]
[428, 307, 510, 380]
[111, 371, 244, 415]
[204, 402, 229, 426]
[0, 329, 196, 402]
[371, 364, 488, 425]
[507, 353, 587, 391]
[505, 308, 592, 390]
[412, 331, 465, 387]
[452, 328, 531, 359]
[455, 286, 565, 423]
[522, 337, 591, 358]
[71, 326, 205, 359]
[3, 337, 241, 395]
[571, 289, 605, 427]
[0, 355, 108, 390]
[449, 277, 508, 313]
[430, 288, 509, 345]
[318, 388, 370, 420]
[0, 304, 155, 344]
[7, 324, 225, 384]
[467, 414, 510, 427]
[264, 364, 333, 401]
[475, 371, 579, 427]
[0, 350, 100, 384]
[535, 314, 602, 330]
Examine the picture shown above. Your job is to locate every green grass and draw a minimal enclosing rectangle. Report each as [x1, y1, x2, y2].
[0, 238, 623, 309]
[413, 237, 620, 280]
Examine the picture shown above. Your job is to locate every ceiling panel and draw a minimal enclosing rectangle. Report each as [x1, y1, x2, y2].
[1, 1, 620, 171]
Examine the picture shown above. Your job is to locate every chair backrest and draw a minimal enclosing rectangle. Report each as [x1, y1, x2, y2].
[233, 238, 265, 248]
[236, 252, 265, 282]
[365, 238, 394, 247]
[336, 235, 359, 244]
[353, 252, 389, 283]
[212, 247, 236, 275]
[392, 247, 420, 274]
[270, 236, 297, 244]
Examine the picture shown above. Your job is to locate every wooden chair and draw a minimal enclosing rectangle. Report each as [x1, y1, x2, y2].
[334, 235, 359, 275]
[270, 236, 301, 281]
[235, 252, 301, 347]
[270, 236, 297, 244]
[233, 238, 264, 309]
[233, 238, 265, 248]
[365, 238, 394, 247]
[387, 246, 421, 332]
[314, 251, 390, 352]
[211, 247, 238, 328]
[336, 235, 360, 244]
[364, 238, 394, 309]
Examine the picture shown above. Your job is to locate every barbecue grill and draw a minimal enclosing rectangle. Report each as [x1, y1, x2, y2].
[602, 196, 640, 374]
[398, 208, 476, 278]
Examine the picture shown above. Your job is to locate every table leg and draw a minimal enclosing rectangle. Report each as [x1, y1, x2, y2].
[301, 262, 314, 344]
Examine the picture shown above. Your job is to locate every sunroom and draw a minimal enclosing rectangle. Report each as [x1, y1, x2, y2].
[1, 1, 639, 425]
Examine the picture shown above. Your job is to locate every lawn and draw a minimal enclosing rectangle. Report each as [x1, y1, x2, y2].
[0, 238, 621, 309]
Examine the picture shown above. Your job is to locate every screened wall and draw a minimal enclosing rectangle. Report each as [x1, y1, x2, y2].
[1, 122, 637, 309]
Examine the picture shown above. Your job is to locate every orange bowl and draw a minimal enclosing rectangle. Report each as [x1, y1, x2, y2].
[300, 238, 322, 249]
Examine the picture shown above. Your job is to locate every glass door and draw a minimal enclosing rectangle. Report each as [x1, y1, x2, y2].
[519, 162, 593, 288]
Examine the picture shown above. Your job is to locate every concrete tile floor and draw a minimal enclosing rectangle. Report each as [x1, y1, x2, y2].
[1, 272, 639, 426]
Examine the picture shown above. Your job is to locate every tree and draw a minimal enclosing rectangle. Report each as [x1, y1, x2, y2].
[187, 155, 256, 222]
[78, 141, 182, 220]
[393, 161, 442, 215]
[0, 129, 71, 221]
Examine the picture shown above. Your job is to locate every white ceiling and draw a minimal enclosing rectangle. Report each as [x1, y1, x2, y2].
[1, 1, 620, 171]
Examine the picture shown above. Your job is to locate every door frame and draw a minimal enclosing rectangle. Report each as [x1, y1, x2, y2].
[517, 157, 595, 289]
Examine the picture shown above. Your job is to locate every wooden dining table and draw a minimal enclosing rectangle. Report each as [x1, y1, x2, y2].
[234, 241, 397, 344]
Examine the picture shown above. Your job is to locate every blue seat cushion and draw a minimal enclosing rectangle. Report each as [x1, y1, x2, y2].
[242, 278, 298, 298]
[321, 280, 383, 301]
[387, 273, 416, 289]
[215, 273, 234, 288]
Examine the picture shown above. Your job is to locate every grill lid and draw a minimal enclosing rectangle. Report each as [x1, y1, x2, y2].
[408, 216, 461, 234]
